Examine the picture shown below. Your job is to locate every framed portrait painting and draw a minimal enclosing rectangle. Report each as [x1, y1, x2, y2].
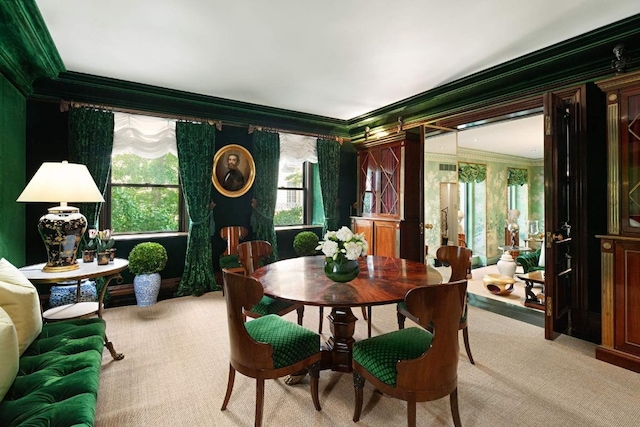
[212, 144, 256, 198]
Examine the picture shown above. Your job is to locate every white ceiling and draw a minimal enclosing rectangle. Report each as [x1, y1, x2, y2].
[36, 0, 640, 122]
[34, 2, 640, 160]
[426, 115, 544, 159]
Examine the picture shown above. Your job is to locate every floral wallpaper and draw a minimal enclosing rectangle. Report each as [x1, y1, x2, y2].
[424, 148, 544, 265]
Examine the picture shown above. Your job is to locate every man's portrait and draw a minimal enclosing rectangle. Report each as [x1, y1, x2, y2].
[212, 144, 255, 197]
[222, 153, 245, 191]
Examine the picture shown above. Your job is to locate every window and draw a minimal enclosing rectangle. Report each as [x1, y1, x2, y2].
[274, 160, 313, 226]
[108, 153, 185, 233]
[104, 113, 186, 234]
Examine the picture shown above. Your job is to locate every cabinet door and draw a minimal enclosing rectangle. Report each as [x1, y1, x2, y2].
[621, 88, 640, 234]
[378, 145, 400, 216]
[373, 221, 398, 257]
[352, 218, 373, 254]
[359, 151, 378, 214]
[614, 241, 640, 356]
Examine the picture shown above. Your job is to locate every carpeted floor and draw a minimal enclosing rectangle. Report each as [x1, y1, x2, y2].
[96, 291, 640, 427]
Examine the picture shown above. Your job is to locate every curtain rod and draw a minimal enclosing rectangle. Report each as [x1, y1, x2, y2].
[61, 100, 345, 144]
[60, 100, 223, 130]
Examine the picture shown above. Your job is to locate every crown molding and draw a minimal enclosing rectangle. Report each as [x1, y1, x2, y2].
[0, 1, 64, 96]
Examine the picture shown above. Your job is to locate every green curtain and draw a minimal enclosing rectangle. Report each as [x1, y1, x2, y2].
[68, 107, 114, 231]
[317, 138, 340, 233]
[250, 130, 279, 261]
[175, 121, 218, 295]
[458, 163, 487, 183]
[507, 168, 528, 186]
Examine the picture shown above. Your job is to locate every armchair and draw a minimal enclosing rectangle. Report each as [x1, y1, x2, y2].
[516, 249, 544, 273]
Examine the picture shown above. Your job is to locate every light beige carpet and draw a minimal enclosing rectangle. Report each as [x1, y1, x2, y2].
[96, 291, 640, 427]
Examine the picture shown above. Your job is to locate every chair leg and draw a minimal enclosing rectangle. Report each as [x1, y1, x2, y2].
[296, 306, 304, 326]
[352, 372, 365, 422]
[462, 326, 475, 364]
[361, 306, 368, 320]
[397, 310, 406, 330]
[308, 362, 321, 411]
[318, 306, 324, 334]
[255, 378, 265, 427]
[450, 387, 462, 427]
[407, 397, 417, 427]
[367, 306, 372, 338]
[221, 365, 236, 410]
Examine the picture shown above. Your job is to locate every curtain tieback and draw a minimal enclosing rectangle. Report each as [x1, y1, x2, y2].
[190, 211, 211, 226]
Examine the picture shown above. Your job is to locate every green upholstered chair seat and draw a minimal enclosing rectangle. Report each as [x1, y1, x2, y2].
[245, 314, 319, 369]
[0, 318, 106, 427]
[353, 327, 432, 387]
[516, 249, 544, 273]
[249, 296, 295, 317]
[219, 254, 242, 269]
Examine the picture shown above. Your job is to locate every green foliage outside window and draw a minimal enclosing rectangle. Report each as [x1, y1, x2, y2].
[111, 153, 181, 233]
[274, 206, 302, 226]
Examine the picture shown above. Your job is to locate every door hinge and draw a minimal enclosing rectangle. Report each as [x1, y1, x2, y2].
[546, 296, 552, 317]
[545, 115, 551, 136]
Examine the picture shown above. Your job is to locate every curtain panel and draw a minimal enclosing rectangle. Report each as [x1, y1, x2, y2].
[251, 131, 280, 261]
[316, 138, 340, 233]
[458, 163, 487, 183]
[68, 107, 114, 231]
[175, 121, 218, 296]
[507, 168, 528, 186]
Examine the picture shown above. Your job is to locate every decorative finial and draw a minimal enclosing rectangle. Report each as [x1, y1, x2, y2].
[611, 43, 628, 74]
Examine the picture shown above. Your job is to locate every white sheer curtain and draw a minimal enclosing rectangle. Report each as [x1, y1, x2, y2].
[112, 112, 177, 159]
[279, 132, 317, 163]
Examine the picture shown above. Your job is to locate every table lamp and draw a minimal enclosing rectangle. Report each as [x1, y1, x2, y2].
[17, 161, 105, 272]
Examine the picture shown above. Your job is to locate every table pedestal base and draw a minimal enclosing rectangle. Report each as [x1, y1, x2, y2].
[324, 307, 357, 372]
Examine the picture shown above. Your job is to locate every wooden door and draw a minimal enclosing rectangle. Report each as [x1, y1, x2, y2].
[543, 92, 575, 339]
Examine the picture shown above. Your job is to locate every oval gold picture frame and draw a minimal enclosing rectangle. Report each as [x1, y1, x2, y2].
[212, 144, 256, 198]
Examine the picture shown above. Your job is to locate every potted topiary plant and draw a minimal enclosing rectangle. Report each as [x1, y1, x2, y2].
[293, 231, 319, 257]
[128, 242, 168, 307]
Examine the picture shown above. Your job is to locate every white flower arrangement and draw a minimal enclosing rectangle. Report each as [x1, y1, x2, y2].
[316, 226, 368, 263]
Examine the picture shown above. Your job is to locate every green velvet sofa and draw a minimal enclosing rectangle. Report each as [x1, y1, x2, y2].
[516, 249, 545, 273]
[0, 258, 106, 426]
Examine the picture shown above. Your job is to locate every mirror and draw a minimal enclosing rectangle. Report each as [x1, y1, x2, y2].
[424, 130, 458, 259]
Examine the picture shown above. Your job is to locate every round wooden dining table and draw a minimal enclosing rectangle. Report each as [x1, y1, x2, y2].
[251, 255, 443, 372]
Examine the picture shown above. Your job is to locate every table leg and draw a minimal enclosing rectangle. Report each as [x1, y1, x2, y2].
[523, 279, 537, 303]
[324, 307, 357, 372]
[98, 272, 125, 360]
[104, 332, 125, 360]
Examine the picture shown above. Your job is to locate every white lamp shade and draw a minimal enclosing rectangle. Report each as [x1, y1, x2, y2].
[17, 161, 105, 204]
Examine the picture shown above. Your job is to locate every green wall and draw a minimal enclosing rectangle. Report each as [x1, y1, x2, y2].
[0, 73, 26, 265]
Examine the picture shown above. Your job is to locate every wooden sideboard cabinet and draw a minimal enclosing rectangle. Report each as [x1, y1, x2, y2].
[351, 131, 422, 261]
[596, 70, 640, 373]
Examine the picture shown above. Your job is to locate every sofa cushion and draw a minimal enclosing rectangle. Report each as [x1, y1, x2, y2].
[0, 259, 43, 355]
[0, 318, 106, 427]
[0, 307, 19, 402]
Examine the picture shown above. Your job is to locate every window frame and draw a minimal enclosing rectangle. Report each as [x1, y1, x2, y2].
[274, 161, 314, 227]
[102, 168, 189, 236]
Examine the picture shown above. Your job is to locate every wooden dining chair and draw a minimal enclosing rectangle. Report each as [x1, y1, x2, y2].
[237, 240, 304, 325]
[352, 279, 468, 427]
[221, 270, 321, 427]
[397, 245, 475, 364]
[219, 226, 249, 274]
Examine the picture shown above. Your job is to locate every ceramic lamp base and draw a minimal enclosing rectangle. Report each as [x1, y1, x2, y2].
[38, 205, 87, 272]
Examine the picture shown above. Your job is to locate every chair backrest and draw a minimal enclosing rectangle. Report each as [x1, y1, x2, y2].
[436, 245, 473, 282]
[396, 279, 467, 395]
[220, 226, 249, 256]
[222, 270, 274, 370]
[237, 240, 273, 275]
